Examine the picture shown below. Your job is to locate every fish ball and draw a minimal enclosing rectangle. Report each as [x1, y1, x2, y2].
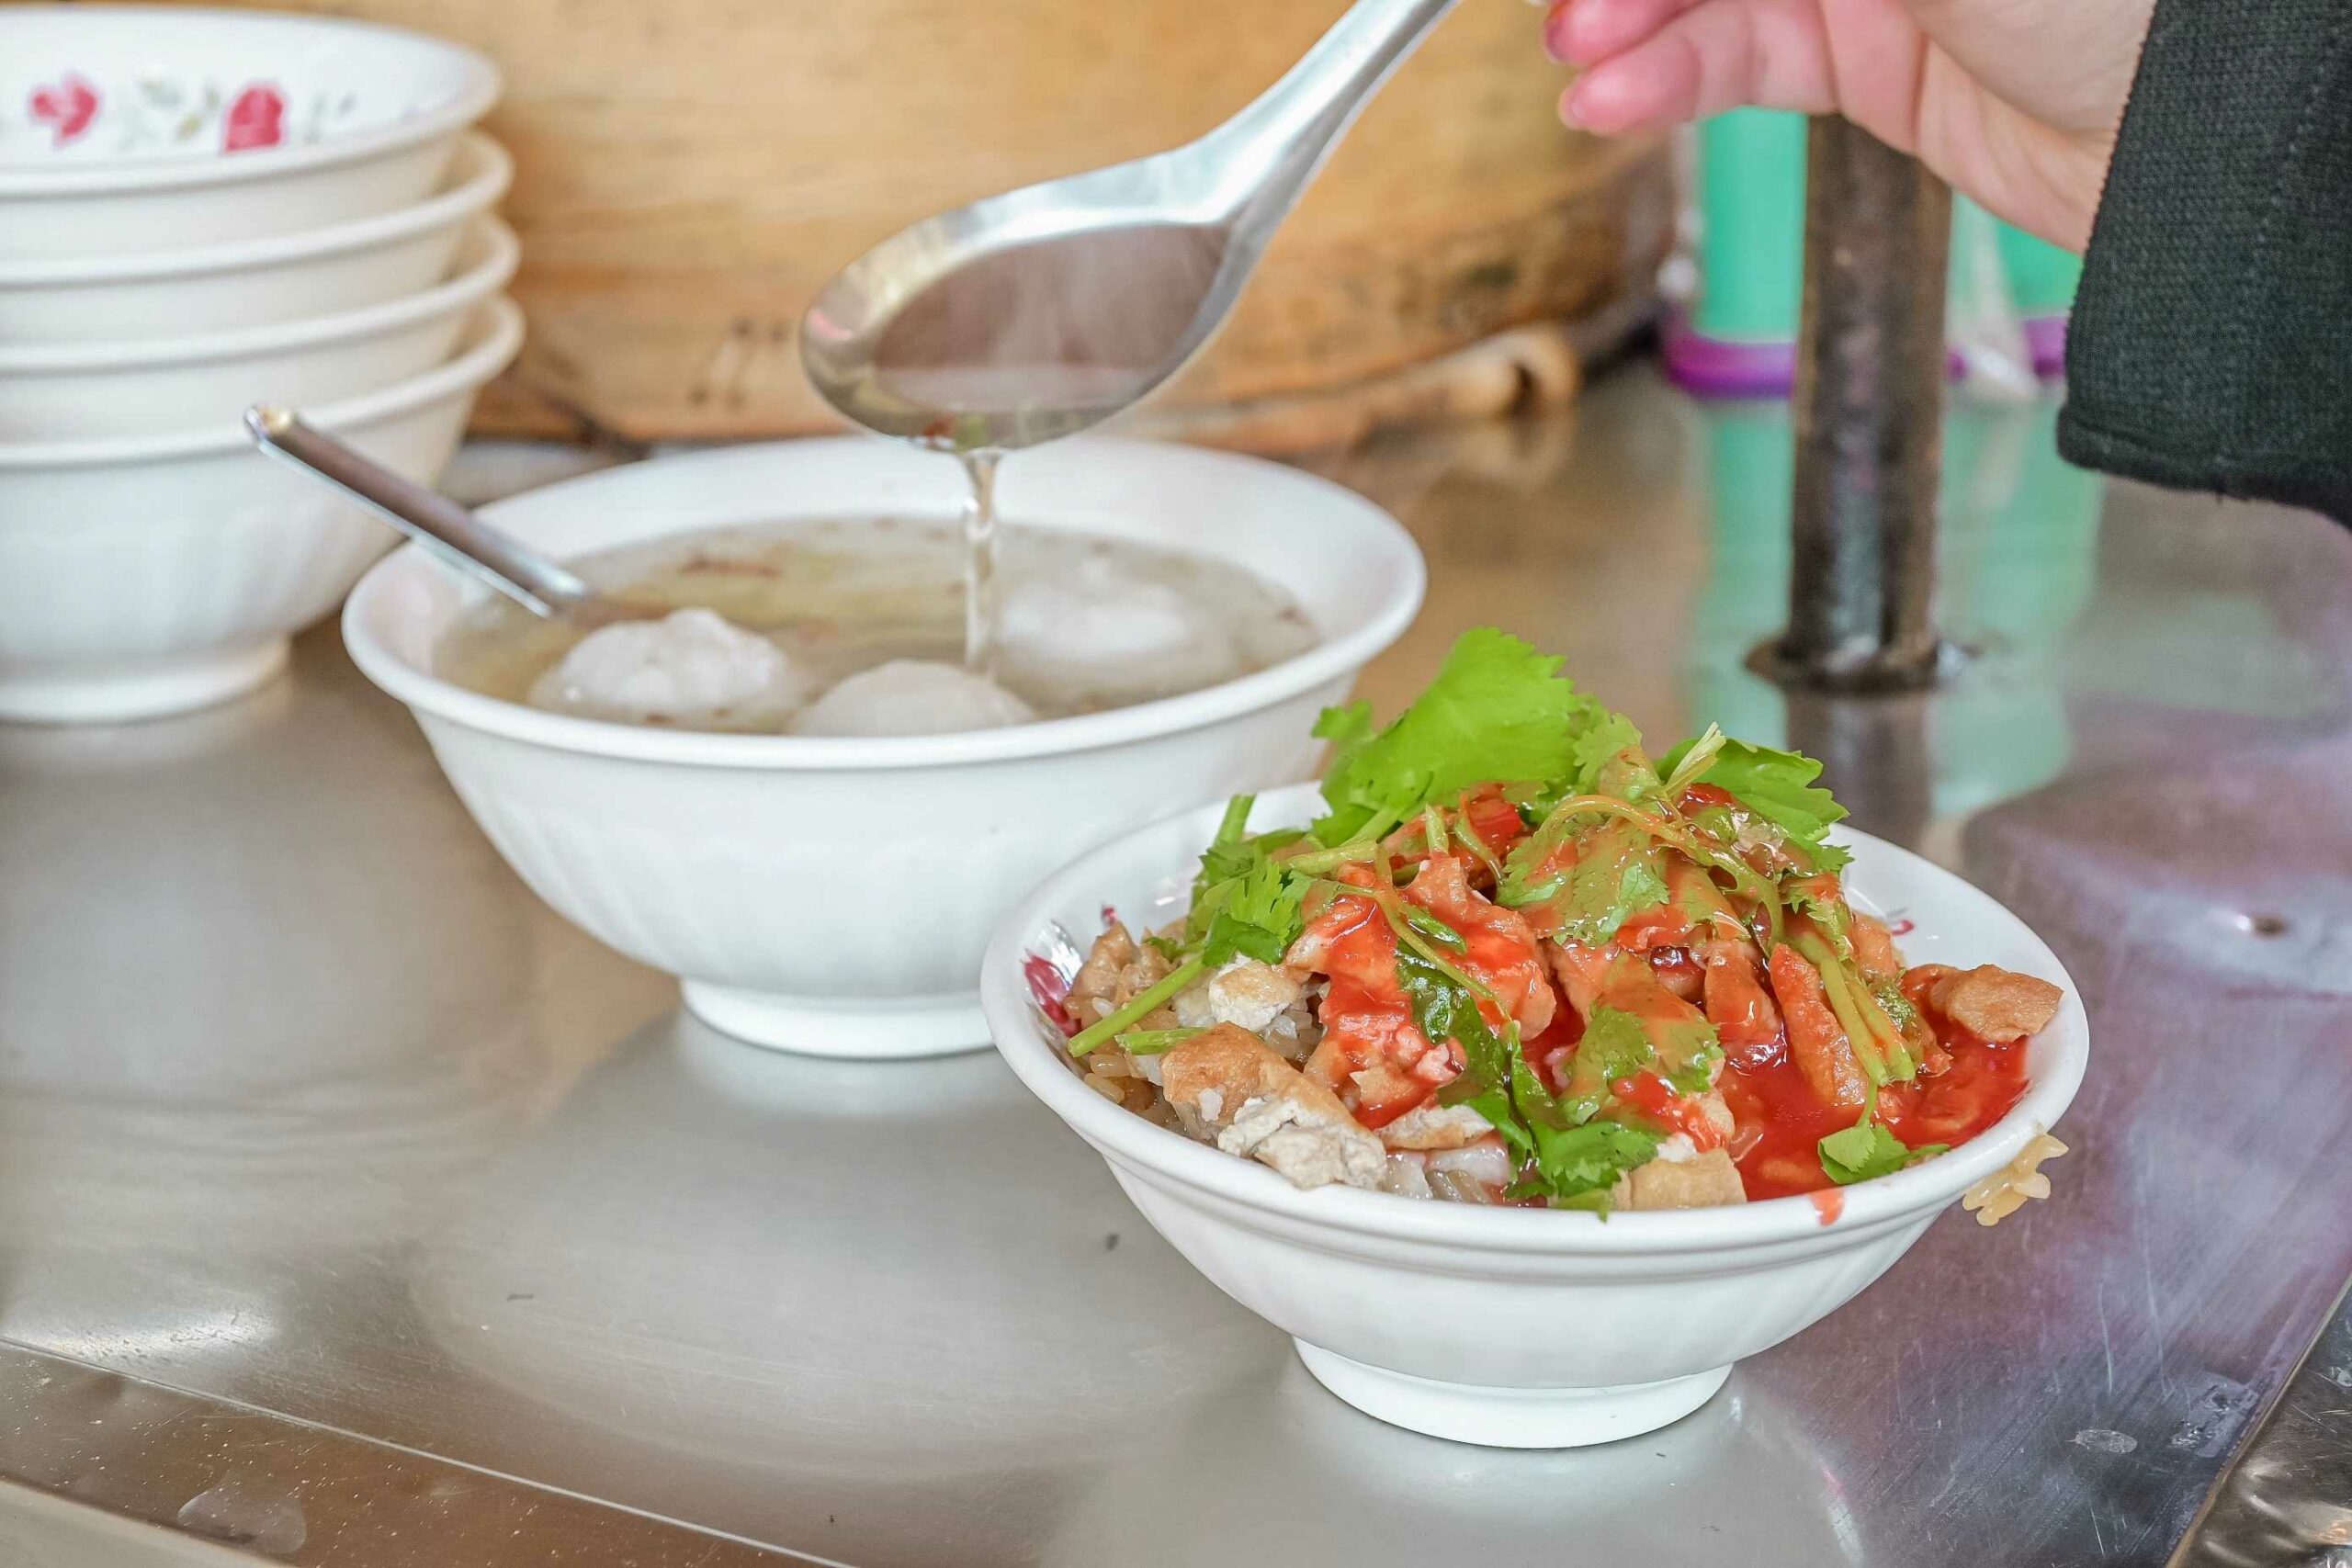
[790, 660, 1038, 737]
[528, 608, 810, 730]
[999, 556, 1241, 703]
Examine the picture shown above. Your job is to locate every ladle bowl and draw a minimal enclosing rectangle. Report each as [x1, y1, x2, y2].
[799, 0, 1459, 451]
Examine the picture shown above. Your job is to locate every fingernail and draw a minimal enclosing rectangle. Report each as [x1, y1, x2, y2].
[1560, 79, 1589, 126]
[1543, 0, 1575, 63]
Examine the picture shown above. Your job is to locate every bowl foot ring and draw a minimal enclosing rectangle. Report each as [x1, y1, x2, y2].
[0, 637, 288, 726]
[1295, 1340, 1731, 1449]
[681, 980, 992, 1060]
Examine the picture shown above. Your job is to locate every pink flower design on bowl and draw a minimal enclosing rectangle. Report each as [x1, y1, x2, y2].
[8, 71, 360, 164]
[28, 73, 100, 147]
[222, 83, 286, 152]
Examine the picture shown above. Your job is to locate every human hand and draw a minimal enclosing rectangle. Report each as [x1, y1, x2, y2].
[1541, 0, 2155, 251]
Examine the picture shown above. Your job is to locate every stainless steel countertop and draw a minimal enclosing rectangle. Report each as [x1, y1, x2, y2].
[3, 364, 2348, 1567]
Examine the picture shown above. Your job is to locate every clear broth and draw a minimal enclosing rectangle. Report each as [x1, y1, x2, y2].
[434, 516, 1320, 733]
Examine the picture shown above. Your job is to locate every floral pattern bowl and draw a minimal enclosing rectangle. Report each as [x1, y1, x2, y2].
[0, 6, 498, 259]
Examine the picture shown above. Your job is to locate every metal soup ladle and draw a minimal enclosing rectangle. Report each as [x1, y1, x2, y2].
[798, 0, 1461, 452]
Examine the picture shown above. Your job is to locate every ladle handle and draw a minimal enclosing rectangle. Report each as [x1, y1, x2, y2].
[1206, 0, 1462, 216]
[244, 405, 593, 619]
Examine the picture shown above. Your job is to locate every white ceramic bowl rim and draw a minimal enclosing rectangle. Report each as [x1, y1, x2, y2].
[0, 6, 499, 197]
[342, 439, 1429, 773]
[0, 132, 510, 288]
[0, 216, 515, 371]
[0, 293, 522, 469]
[983, 781, 2091, 1257]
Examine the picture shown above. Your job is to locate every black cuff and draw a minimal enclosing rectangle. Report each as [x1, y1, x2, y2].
[2059, 0, 2352, 523]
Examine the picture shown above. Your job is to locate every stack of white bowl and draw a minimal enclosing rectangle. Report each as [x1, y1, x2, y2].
[0, 6, 518, 725]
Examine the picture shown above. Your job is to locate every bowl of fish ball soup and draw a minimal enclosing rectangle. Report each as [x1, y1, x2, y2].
[342, 435, 1423, 1057]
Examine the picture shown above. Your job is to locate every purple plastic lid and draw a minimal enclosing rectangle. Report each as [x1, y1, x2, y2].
[1660, 314, 1797, 399]
[1661, 310, 2071, 400]
[2024, 314, 2068, 378]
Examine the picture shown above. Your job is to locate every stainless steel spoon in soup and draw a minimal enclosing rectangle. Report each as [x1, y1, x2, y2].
[243, 406, 659, 626]
[799, 0, 1457, 673]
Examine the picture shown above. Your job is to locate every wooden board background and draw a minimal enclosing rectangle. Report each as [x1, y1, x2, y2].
[145, 0, 1671, 448]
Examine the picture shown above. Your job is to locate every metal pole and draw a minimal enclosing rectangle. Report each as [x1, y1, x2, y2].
[1756, 117, 1954, 693]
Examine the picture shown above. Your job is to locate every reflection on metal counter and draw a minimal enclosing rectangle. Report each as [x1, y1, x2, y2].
[0, 365, 2346, 1565]
[1690, 392, 2107, 842]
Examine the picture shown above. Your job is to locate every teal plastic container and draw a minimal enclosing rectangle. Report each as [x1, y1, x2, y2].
[1690, 109, 1810, 344]
[1681, 393, 2103, 819]
[1672, 109, 2080, 392]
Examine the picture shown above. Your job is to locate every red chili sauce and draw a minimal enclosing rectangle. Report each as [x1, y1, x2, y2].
[1612, 1067, 1726, 1150]
[1720, 993, 2030, 1200]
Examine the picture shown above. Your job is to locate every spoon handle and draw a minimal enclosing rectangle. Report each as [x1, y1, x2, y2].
[244, 405, 594, 619]
[1207, 0, 1462, 215]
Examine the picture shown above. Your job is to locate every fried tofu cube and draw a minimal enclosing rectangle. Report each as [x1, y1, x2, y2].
[1068, 923, 1173, 1027]
[1617, 1147, 1747, 1210]
[1375, 1101, 1499, 1152]
[1913, 964, 2064, 1043]
[1161, 1024, 1386, 1190]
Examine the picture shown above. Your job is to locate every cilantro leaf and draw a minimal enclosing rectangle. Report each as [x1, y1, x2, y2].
[1398, 940, 1671, 1209]
[1311, 700, 1376, 752]
[1201, 913, 1285, 965]
[1497, 743, 1677, 929]
[1589, 744, 1668, 807]
[1511, 821, 1671, 945]
[1396, 931, 1614, 1197]
[1670, 856, 1737, 929]
[1395, 944, 1511, 1104]
[1529, 1120, 1662, 1202]
[1649, 1012, 1724, 1094]
[1495, 815, 1574, 908]
[1661, 1035, 1724, 1095]
[1199, 860, 1310, 965]
[1567, 715, 1645, 801]
[1656, 735, 1851, 870]
[1806, 840, 1854, 875]
[1817, 1120, 1946, 1185]
[1313, 628, 1634, 845]
[1190, 825, 1302, 910]
[1558, 1005, 1655, 1121]
[1182, 795, 1314, 965]
[1589, 853, 1671, 944]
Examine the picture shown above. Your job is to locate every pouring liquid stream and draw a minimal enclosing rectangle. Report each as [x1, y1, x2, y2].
[889, 367, 1170, 682]
[841, 228, 1240, 678]
[956, 448, 1003, 676]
